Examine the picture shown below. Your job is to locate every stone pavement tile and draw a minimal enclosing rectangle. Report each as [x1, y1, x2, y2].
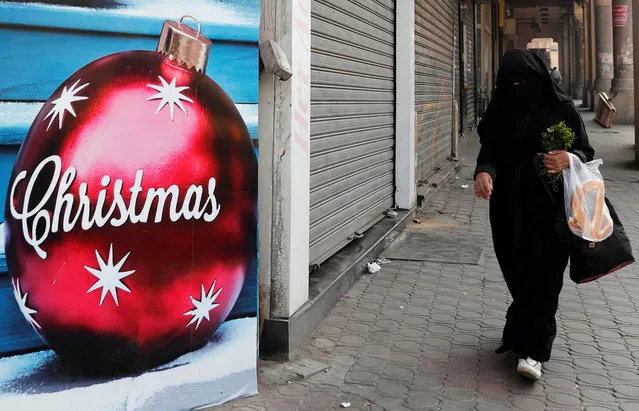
[580, 387, 618, 404]
[614, 384, 639, 400]
[300, 394, 335, 410]
[388, 352, 419, 366]
[510, 379, 546, 397]
[351, 385, 411, 411]
[411, 375, 446, 391]
[598, 340, 628, 353]
[546, 392, 582, 408]
[551, 347, 571, 361]
[511, 396, 548, 410]
[275, 383, 308, 400]
[309, 336, 337, 351]
[578, 371, 613, 389]
[356, 355, 385, 369]
[544, 376, 578, 392]
[345, 368, 379, 386]
[476, 400, 512, 411]
[477, 380, 510, 401]
[543, 359, 577, 375]
[574, 356, 607, 371]
[608, 369, 639, 384]
[438, 402, 476, 410]
[263, 398, 300, 410]
[405, 392, 440, 409]
[339, 334, 367, 347]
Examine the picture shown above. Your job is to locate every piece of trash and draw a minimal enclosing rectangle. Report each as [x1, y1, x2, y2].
[341, 403, 351, 408]
[376, 257, 391, 264]
[367, 262, 381, 274]
[413, 219, 422, 224]
[461, 184, 469, 189]
[365, 403, 372, 407]
[385, 210, 398, 218]
[399, 305, 404, 309]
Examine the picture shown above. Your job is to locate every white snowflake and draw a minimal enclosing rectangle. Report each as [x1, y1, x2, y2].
[12, 278, 41, 330]
[147, 76, 194, 121]
[184, 280, 223, 329]
[85, 244, 135, 306]
[44, 79, 90, 130]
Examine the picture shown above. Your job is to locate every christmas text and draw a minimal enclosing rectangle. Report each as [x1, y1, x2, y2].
[10, 155, 221, 259]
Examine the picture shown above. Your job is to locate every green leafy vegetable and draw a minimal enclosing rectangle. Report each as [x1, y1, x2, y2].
[541, 121, 576, 153]
[539, 122, 576, 187]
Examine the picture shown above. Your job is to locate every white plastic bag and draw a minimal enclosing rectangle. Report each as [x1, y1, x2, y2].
[562, 153, 613, 242]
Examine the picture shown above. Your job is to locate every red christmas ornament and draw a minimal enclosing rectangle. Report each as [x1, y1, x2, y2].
[4, 16, 257, 375]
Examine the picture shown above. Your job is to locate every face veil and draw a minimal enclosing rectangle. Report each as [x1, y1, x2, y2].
[492, 50, 572, 110]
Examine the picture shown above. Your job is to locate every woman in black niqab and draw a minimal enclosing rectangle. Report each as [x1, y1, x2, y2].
[474, 50, 594, 381]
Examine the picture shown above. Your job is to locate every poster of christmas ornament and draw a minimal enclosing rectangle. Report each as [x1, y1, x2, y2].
[0, 0, 260, 410]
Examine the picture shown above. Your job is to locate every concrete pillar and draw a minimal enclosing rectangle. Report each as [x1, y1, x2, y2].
[563, 18, 571, 84]
[611, 0, 634, 123]
[574, 18, 585, 100]
[633, 0, 639, 162]
[569, 16, 576, 94]
[589, 0, 598, 108]
[395, 1, 416, 210]
[259, 0, 311, 320]
[594, 0, 614, 94]
[583, 1, 592, 106]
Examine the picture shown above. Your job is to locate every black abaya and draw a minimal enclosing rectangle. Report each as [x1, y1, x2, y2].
[475, 50, 595, 362]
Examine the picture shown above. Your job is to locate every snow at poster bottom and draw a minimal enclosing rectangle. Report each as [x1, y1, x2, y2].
[0, 317, 258, 411]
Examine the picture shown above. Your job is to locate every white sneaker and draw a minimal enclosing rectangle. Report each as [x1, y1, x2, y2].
[517, 357, 542, 381]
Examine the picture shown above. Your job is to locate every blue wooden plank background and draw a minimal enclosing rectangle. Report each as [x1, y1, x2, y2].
[0, 2, 259, 42]
[0, 0, 259, 357]
[0, 28, 258, 103]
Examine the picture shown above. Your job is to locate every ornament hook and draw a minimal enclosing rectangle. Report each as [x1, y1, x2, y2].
[179, 15, 201, 37]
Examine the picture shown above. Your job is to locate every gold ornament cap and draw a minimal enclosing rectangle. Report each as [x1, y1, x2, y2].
[157, 15, 212, 73]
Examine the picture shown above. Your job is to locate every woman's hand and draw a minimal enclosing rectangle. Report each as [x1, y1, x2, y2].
[543, 150, 570, 174]
[475, 172, 493, 200]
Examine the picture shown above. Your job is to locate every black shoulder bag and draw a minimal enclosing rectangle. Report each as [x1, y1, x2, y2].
[533, 155, 635, 284]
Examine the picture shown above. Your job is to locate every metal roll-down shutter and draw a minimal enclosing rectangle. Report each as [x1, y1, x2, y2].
[309, 0, 396, 265]
[415, 0, 456, 182]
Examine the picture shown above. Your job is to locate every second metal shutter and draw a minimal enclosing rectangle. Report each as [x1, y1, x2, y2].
[415, 0, 456, 182]
[310, 0, 396, 265]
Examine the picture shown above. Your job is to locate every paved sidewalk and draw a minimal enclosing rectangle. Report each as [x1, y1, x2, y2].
[217, 118, 639, 411]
